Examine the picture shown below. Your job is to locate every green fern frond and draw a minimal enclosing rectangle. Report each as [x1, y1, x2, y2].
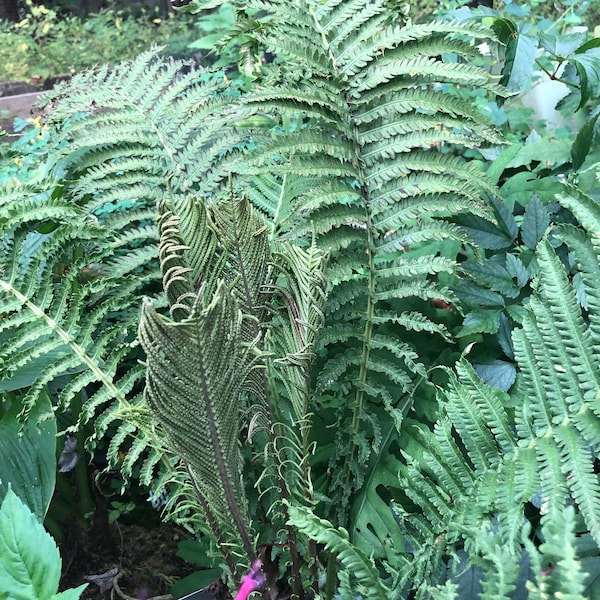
[287, 503, 392, 599]
[396, 186, 600, 589]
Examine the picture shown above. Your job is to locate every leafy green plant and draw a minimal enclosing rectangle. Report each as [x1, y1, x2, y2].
[0, 394, 56, 521]
[397, 184, 600, 596]
[0, 489, 87, 600]
[12, 1, 596, 597]
[0, 1, 196, 82]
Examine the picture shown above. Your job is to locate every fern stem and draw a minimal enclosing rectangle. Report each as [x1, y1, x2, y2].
[186, 463, 241, 583]
[341, 149, 377, 516]
[0, 279, 127, 408]
[195, 340, 257, 563]
[71, 392, 96, 520]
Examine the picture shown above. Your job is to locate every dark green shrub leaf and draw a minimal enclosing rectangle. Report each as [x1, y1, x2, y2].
[571, 113, 600, 171]
[492, 196, 518, 241]
[454, 280, 506, 308]
[569, 48, 600, 109]
[350, 420, 406, 559]
[463, 255, 521, 298]
[497, 313, 514, 359]
[522, 195, 550, 250]
[505, 253, 529, 288]
[460, 309, 501, 336]
[538, 32, 586, 58]
[500, 31, 538, 93]
[0, 394, 56, 521]
[171, 569, 224, 597]
[458, 214, 513, 250]
[473, 360, 516, 391]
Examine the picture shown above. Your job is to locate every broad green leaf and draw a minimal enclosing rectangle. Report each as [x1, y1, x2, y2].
[459, 309, 501, 336]
[485, 144, 523, 185]
[176, 539, 216, 567]
[501, 172, 564, 205]
[492, 196, 518, 242]
[569, 48, 600, 109]
[522, 195, 550, 250]
[504, 138, 571, 170]
[538, 32, 586, 58]
[0, 489, 60, 600]
[505, 253, 529, 288]
[350, 420, 405, 559]
[571, 113, 600, 171]
[500, 31, 537, 93]
[473, 360, 516, 392]
[463, 255, 521, 298]
[458, 214, 513, 250]
[0, 393, 56, 521]
[497, 313, 515, 359]
[171, 569, 222, 597]
[454, 280, 505, 308]
[52, 585, 88, 600]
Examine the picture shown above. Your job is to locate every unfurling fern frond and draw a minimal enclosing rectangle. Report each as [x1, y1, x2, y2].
[139, 283, 262, 573]
[137, 193, 329, 591]
[396, 185, 600, 594]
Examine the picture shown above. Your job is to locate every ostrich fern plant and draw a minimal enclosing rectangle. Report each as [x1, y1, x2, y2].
[0, 0, 513, 597]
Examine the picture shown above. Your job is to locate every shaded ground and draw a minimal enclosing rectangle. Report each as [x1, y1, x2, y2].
[58, 502, 199, 600]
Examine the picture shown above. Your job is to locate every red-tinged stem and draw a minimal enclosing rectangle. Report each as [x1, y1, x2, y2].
[234, 560, 266, 600]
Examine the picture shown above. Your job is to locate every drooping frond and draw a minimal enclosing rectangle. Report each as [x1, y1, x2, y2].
[286, 503, 392, 600]
[0, 181, 145, 424]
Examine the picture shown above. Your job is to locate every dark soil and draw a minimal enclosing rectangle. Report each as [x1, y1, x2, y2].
[57, 500, 199, 600]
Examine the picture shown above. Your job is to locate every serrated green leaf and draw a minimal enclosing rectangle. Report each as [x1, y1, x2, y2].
[504, 138, 571, 169]
[505, 253, 529, 288]
[0, 489, 61, 600]
[522, 195, 551, 250]
[538, 32, 586, 58]
[459, 308, 501, 336]
[454, 280, 506, 308]
[571, 113, 600, 171]
[458, 214, 513, 250]
[463, 255, 521, 298]
[492, 196, 518, 241]
[0, 394, 56, 522]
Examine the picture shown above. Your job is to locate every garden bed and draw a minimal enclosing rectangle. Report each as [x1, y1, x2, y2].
[0, 77, 69, 140]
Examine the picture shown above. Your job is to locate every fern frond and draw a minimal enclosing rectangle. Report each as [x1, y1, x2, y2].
[286, 503, 392, 599]
[139, 283, 262, 570]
